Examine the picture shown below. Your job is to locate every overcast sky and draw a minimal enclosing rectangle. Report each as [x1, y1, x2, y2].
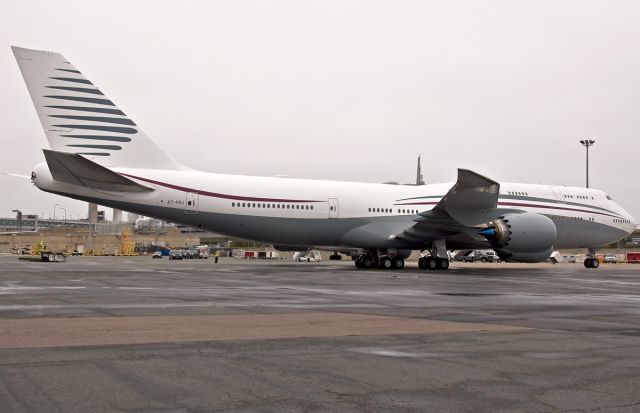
[1, 0, 638, 221]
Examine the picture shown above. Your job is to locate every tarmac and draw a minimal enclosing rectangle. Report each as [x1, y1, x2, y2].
[0, 255, 639, 412]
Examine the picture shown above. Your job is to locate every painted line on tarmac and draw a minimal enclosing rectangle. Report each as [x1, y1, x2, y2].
[0, 313, 527, 349]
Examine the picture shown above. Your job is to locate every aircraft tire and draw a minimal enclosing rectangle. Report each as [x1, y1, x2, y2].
[362, 256, 373, 268]
[355, 256, 364, 268]
[380, 256, 392, 269]
[591, 258, 600, 268]
[418, 257, 427, 270]
[584, 258, 592, 268]
[426, 257, 438, 270]
[393, 258, 405, 269]
[439, 259, 450, 270]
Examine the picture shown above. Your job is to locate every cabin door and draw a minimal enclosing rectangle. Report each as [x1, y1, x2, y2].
[328, 198, 339, 218]
[550, 186, 565, 203]
[185, 192, 199, 214]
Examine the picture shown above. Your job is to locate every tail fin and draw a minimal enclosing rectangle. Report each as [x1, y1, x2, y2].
[12, 46, 183, 170]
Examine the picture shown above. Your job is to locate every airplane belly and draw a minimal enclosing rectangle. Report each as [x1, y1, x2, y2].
[552, 219, 628, 249]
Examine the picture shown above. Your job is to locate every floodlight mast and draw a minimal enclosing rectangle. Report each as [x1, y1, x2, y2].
[579, 139, 595, 188]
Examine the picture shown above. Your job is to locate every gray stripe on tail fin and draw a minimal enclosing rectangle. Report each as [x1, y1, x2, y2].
[46, 86, 104, 95]
[67, 144, 122, 150]
[61, 134, 132, 142]
[52, 124, 138, 134]
[49, 115, 136, 125]
[55, 68, 81, 74]
[43, 95, 115, 106]
[45, 106, 126, 115]
[49, 77, 93, 85]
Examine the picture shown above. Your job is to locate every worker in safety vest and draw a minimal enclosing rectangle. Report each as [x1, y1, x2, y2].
[214, 250, 219, 263]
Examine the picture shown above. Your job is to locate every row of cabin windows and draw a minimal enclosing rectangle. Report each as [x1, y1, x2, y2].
[508, 191, 596, 201]
[549, 215, 594, 221]
[564, 194, 594, 200]
[614, 218, 631, 224]
[369, 208, 419, 214]
[232, 202, 314, 210]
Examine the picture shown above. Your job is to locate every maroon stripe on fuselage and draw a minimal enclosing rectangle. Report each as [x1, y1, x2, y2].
[394, 202, 439, 206]
[496, 201, 622, 218]
[120, 173, 323, 203]
[394, 200, 622, 218]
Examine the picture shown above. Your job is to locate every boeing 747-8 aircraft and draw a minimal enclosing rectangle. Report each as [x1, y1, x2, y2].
[11, 47, 636, 270]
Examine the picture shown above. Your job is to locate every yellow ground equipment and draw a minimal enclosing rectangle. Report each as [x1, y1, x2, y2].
[119, 229, 136, 256]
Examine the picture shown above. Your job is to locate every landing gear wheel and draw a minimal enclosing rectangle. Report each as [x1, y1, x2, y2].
[362, 256, 373, 268]
[379, 256, 392, 269]
[418, 257, 427, 270]
[426, 257, 438, 270]
[392, 258, 405, 269]
[355, 256, 364, 268]
[438, 259, 450, 270]
[584, 258, 600, 268]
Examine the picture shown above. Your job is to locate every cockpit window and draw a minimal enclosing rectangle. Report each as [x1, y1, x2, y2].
[606, 195, 612, 201]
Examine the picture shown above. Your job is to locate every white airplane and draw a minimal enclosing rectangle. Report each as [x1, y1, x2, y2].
[11, 47, 637, 270]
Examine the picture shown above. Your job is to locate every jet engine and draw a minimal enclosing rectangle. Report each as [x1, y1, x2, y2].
[480, 213, 556, 263]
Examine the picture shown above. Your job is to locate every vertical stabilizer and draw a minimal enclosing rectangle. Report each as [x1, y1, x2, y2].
[12, 46, 183, 170]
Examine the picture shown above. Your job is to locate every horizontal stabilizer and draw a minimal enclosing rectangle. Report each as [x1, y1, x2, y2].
[43, 149, 154, 193]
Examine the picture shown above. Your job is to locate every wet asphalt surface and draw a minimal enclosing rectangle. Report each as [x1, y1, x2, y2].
[0, 255, 639, 412]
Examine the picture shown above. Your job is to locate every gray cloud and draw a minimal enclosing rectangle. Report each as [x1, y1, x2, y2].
[1, 0, 638, 220]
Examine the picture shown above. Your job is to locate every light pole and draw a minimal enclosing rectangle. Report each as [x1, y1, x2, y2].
[53, 203, 59, 220]
[60, 207, 67, 223]
[579, 139, 595, 188]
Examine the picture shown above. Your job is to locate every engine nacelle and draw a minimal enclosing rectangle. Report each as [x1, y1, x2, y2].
[483, 213, 557, 263]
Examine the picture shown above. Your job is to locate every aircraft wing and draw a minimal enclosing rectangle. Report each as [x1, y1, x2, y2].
[393, 169, 523, 243]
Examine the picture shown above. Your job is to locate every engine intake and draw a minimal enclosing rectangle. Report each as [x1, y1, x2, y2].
[482, 213, 557, 263]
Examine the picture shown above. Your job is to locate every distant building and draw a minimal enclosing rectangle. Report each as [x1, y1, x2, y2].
[416, 154, 425, 186]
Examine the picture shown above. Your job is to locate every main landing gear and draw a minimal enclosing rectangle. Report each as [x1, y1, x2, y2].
[417, 239, 450, 271]
[583, 248, 599, 269]
[418, 256, 450, 271]
[353, 241, 450, 271]
[354, 251, 405, 270]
